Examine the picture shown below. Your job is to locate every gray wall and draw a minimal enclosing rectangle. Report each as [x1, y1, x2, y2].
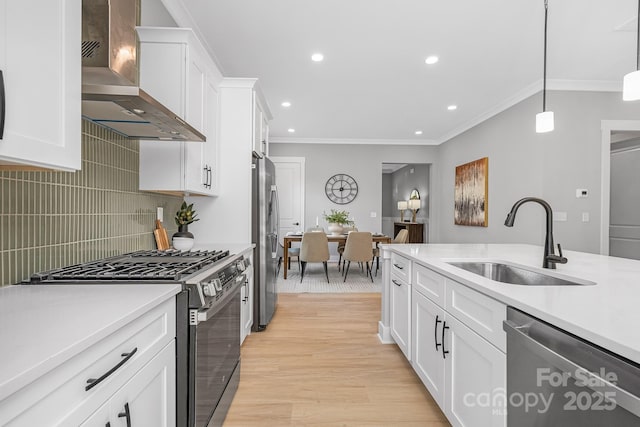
[436, 90, 640, 253]
[268, 144, 438, 233]
[390, 164, 430, 224]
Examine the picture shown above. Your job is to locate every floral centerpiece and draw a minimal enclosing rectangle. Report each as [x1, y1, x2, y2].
[323, 209, 354, 235]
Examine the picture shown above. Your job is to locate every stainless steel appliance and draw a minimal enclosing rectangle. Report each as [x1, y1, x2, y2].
[504, 307, 640, 426]
[81, 0, 205, 141]
[251, 156, 279, 331]
[25, 249, 249, 427]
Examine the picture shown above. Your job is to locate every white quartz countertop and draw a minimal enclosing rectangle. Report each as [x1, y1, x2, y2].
[381, 243, 640, 364]
[0, 284, 181, 401]
[192, 242, 254, 256]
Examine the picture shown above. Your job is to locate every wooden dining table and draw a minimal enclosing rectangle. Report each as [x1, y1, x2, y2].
[282, 233, 392, 279]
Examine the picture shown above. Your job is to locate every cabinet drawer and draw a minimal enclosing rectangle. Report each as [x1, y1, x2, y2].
[446, 281, 506, 352]
[1, 298, 176, 426]
[390, 252, 412, 284]
[413, 262, 445, 308]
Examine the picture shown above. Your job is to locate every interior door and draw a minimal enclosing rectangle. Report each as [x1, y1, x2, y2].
[610, 139, 640, 260]
[271, 157, 305, 240]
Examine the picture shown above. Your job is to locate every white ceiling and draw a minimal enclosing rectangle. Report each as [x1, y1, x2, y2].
[168, 0, 637, 144]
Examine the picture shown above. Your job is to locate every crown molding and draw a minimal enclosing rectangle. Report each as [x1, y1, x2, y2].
[269, 137, 439, 146]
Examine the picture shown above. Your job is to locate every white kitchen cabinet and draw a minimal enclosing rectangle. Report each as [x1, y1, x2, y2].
[412, 289, 446, 408]
[137, 27, 221, 196]
[80, 341, 176, 427]
[389, 252, 412, 359]
[389, 259, 507, 427]
[253, 99, 270, 157]
[0, 297, 176, 426]
[390, 271, 411, 360]
[241, 262, 254, 344]
[0, 0, 81, 171]
[445, 315, 505, 427]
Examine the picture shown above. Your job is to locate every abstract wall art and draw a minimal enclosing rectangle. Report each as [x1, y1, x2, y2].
[454, 157, 488, 227]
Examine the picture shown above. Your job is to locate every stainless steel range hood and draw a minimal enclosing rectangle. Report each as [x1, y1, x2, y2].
[81, 0, 205, 141]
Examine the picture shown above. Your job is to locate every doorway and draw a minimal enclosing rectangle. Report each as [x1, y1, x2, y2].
[271, 156, 305, 240]
[600, 120, 640, 258]
[382, 163, 430, 242]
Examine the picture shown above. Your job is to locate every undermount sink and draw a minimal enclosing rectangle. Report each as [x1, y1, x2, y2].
[447, 261, 595, 286]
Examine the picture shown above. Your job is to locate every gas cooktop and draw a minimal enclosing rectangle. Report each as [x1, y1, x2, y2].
[26, 249, 231, 283]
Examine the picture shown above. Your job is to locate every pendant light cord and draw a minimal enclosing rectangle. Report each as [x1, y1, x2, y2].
[636, 0, 640, 70]
[543, 0, 549, 112]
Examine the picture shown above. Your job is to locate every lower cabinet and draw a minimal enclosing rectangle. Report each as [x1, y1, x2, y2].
[240, 266, 253, 344]
[80, 341, 176, 427]
[390, 271, 411, 360]
[398, 260, 507, 427]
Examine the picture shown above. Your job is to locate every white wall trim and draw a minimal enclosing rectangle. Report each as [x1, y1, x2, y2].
[600, 120, 640, 255]
[269, 137, 439, 145]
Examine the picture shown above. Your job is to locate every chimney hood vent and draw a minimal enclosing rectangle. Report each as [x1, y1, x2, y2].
[81, 0, 205, 142]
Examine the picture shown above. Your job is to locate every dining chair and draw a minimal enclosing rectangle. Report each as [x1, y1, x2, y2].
[337, 226, 357, 271]
[372, 229, 408, 276]
[342, 232, 374, 282]
[299, 232, 330, 283]
[277, 232, 300, 275]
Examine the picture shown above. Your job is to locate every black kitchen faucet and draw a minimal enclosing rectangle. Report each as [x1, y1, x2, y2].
[504, 197, 568, 269]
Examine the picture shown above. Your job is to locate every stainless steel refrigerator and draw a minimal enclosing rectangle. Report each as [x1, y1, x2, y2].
[251, 156, 279, 331]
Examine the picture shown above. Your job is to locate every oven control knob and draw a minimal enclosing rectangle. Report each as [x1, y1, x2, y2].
[213, 278, 223, 292]
[202, 282, 216, 297]
[236, 260, 246, 272]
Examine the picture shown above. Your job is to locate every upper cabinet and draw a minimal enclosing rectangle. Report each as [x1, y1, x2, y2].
[0, 0, 82, 171]
[137, 27, 221, 196]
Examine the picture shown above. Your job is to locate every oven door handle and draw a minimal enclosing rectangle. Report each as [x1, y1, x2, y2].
[197, 275, 245, 323]
[503, 320, 640, 417]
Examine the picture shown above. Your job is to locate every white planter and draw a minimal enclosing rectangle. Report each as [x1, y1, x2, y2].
[327, 223, 344, 236]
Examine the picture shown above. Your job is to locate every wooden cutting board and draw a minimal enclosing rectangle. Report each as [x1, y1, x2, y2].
[154, 219, 170, 250]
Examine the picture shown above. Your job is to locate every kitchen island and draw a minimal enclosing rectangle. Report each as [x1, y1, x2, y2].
[379, 243, 640, 364]
[379, 243, 640, 426]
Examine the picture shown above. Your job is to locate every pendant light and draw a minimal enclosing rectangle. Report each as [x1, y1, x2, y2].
[623, 0, 640, 101]
[536, 0, 554, 133]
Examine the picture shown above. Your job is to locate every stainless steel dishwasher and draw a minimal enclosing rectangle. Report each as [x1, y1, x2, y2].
[503, 307, 640, 426]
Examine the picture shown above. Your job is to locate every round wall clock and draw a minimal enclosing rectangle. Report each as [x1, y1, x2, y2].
[325, 174, 358, 204]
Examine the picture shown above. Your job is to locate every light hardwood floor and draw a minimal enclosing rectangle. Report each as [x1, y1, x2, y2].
[224, 293, 450, 426]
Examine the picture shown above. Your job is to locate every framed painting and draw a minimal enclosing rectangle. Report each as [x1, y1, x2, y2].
[454, 157, 488, 226]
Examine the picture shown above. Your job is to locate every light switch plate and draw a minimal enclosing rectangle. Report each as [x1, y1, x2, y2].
[157, 207, 163, 222]
[370, 211, 377, 218]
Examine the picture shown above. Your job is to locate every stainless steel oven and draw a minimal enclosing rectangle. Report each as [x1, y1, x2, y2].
[25, 249, 249, 427]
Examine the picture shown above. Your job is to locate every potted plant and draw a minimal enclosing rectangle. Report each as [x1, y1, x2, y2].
[323, 209, 354, 235]
[173, 202, 199, 250]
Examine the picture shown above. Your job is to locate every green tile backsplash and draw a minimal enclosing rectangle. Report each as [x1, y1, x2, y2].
[0, 121, 183, 286]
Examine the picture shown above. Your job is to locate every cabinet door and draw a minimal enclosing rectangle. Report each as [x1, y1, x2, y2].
[444, 316, 506, 427]
[390, 274, 411, 360]
[184, 76, 218, 195]
[412, 289, 446, 408]
[240, 274, 253, 344]
[81, 341, 176, 427]
[0, 0, 81, 171]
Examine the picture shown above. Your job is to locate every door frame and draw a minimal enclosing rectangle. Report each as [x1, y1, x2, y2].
[271, 156, 306, 232]
[600, 120, 640, 255]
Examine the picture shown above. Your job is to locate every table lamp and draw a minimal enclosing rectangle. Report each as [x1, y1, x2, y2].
[408, 199, 420, 222]
[397, 201, 408, 222]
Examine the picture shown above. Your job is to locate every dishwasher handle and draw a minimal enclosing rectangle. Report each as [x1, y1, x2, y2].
[503, 319, 640, 417]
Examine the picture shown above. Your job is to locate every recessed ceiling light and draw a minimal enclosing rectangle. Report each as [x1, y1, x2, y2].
[425, 56, 439, 65]
[415, 130, 423, 135]
[288, 128, 296, 133]
[281, 101, 291, 108]
[311, 53, 324, 62]
[447, 105, 457, 111]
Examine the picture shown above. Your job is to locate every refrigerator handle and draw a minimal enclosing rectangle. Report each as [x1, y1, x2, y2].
[271, 185, 279, 258]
